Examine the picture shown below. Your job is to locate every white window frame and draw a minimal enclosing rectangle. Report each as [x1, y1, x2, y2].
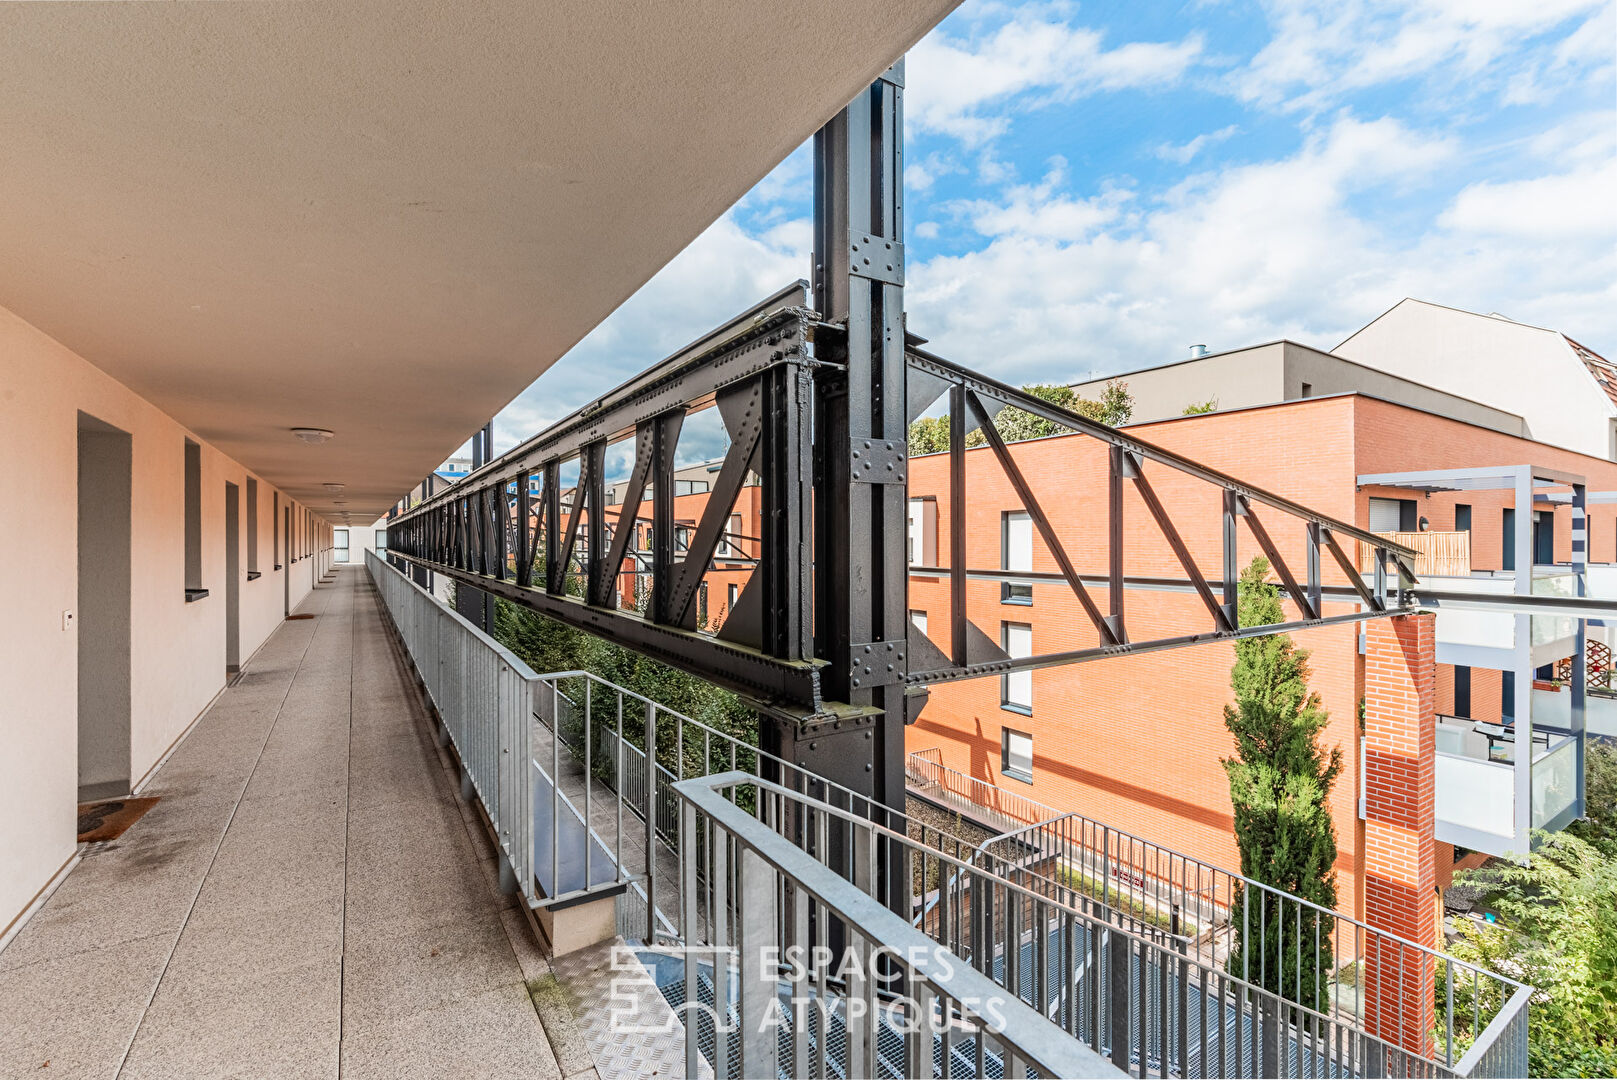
[719, 513, 743, 559]
[908, 497, 937, 568]
[1002, 510, 1033, 604]
[1001, 622, 1032, 714]
[1001, 728, 1033, 784]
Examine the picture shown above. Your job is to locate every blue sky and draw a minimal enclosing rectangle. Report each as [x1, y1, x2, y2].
[490, 0, 1616, 457]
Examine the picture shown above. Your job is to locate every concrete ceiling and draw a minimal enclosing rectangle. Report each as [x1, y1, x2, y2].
[0, 0, 955, 520]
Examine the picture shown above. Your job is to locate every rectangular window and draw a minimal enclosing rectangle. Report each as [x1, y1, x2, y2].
[1503, 509, 1516, 571]
[910, 610, 928, 635]
[1502, 669, 1515, 721]
[1454, 504, 1471, 533]
[1001, 729, 1033, 783]
[1368, 497, 1416, 533]
[183, 439, 203, 596]
[719, 513, 742, 559]
[727, 582, 738, 610]
[1002, 511, 1033, 604]
[246, 478, 259, 573]
[375, 528, 387, 553]
[1300, 382, 1313, 398]
[273, 491, 280, 568]
[333, 528, 350, 563]
[907, 497, 937, 567]
[1453, 665, 1471, 718]
[1001, 622, 1032, 713]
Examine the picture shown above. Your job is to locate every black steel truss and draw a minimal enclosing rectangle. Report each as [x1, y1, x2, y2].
[901, 345, 1418, 686]
[385, 64, 1420, 860]
[386, 284, 825, 715]
[388, 310, 1419, 703]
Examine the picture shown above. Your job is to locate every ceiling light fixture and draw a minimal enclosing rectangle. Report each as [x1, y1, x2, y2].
[323, 482, 346, 493]
[291, 428, 335, 444]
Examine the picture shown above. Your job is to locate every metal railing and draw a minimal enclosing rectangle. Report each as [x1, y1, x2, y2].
[674, 770, 1121, 1079]
[365, 555, 1528, 1077]
[679, 770, 1531, 1080]
[526, 669, 955, 946]
[367, 550, 537, 904]
[906, 751, 1530, 1074]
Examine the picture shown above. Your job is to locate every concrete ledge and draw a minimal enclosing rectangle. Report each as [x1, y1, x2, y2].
[535, 894, 618, 958]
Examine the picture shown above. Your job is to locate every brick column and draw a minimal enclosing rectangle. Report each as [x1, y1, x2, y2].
[1362, 613, 1437, 1058]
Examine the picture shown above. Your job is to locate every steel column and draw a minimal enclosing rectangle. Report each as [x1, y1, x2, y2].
[791, 63, 910, 909]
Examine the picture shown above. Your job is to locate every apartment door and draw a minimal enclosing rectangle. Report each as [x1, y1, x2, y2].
[225, 482, 241, 673]
[1533, 511, 1554, 565]
[283, 506, 292, 616]
[77, 413, 132, 801]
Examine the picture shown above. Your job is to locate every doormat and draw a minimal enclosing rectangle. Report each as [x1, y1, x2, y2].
[285, 613, 316, 620]
[76, 797, 160, 843]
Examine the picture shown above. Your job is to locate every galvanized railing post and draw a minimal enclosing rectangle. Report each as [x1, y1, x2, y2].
[737, 847, 779, 1080]
[645, 699, 658, 944]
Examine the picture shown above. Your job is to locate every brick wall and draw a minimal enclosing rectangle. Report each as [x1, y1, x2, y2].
[906, 393, 1617, 941]
[1362, 613, 1437, 1058]
[906, 398, 1369, 914]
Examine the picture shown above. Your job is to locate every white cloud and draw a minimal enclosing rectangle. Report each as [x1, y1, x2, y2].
[493, 211, 809, 450]
[904, 114, 1613, 385]
[904, 151, 962, 194]
[1157, 124, 1241, 164]
[1440, 159, 1617, 239]
[1235, 0, 1609, 112]
[907, 16, 1204, 145]
[945, 157, 1132, 241]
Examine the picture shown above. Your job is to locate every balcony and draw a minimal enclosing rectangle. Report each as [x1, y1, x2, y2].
[0, 555, 1531, 1078]
[1424, 717, 1582, 852]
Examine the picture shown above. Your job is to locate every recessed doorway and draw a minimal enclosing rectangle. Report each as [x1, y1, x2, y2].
[225, 481, 241, 674]
[77, 412, 132, 802]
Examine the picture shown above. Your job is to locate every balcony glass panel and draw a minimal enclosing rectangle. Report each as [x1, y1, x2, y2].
[1532, 736, 1578, 829]
[1436, 751, 1515, 841]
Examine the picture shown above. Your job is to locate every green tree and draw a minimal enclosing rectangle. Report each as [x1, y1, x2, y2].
[907, 414, 951, 456]
[491, 597, 758, 784]
[1223, 556, 1342, 1012]
[1445, 830, 1617, 1077]
[1182, 397, 1218, 415]
[907, 380, 1134, 456]
[1568, 738, 1617, 855]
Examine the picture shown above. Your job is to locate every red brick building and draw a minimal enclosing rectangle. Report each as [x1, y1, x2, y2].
[904, 388, 1617, 931]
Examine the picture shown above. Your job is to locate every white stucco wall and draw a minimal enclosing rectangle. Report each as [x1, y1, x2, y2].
[1338, 300, 1615, 460]
[1071, 344, 1288, 423]
[0, 302, 325, 935]
[341, 521, 385, 563]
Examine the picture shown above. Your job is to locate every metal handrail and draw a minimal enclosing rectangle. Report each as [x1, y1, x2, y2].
[525, 669, 1011, 946]
[681, 771, 1525, 1079]
[674, 770, 1124, 1080]
[367, 551, 538, 905]
[907, 751, 1529, 1069]
[363, 559, 1527, 1075]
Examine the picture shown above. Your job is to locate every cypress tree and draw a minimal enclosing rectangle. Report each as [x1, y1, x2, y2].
[1223, 556, 1343, 1013]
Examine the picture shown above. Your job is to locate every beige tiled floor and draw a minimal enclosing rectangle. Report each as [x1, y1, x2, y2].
[0, 568, 568, 1079]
